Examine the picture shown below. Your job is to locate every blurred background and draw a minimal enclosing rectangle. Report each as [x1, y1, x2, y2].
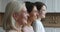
[0, 0, 60, 32]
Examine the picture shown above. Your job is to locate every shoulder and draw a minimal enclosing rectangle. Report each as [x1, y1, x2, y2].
[9, 30, 17, 32]
[22, 26, 28, 31]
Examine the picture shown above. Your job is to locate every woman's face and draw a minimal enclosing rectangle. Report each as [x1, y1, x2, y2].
[16, 5, 29, 25]
[29, 6, 38, 21]
[39, 5, 47, 18]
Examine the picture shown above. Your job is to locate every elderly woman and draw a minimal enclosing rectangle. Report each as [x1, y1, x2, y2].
[3, 0, 29, 32]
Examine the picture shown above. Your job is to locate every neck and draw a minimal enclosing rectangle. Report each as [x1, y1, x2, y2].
[16, 22, 22, 28]
[27, 19, 32, 26]
[37, 18, 41, 20]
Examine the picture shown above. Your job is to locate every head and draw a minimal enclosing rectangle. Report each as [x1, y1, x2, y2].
[12, 2, 29, 25]
[35, 2, 47, 18]
[25, 1, 38, 22]
[3, 1, 29, 30]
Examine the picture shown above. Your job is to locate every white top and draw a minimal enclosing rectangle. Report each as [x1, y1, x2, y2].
[23, 26, 34, 32]
[0, 27, 5, 32]
[32, 19, 45, 32]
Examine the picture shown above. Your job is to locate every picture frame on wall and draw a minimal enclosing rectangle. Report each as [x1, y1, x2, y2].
[42, 13, 60, 27]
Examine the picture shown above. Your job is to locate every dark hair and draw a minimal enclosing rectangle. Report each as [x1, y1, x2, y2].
[35, 2, 47, 11]
[25, 1, 34, 13]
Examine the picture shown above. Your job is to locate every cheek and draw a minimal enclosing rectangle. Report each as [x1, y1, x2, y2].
[33, 13, 37, 16]
[22, 13, 27, 18]
[21, 13, 25, 18]
[40, 11, 46, 15]
[43, 11, 46, 16]
[41, 11, 46, 17]
[32, 13, 37, 18]
[30, 12, 37, 18]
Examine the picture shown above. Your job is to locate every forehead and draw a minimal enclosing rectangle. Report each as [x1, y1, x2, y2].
[17, 4, 27, 14]
[20, 4, 27, 12]
[21, 6, 27, 12]
[41, 5, 46, 10]
[32, 6, 37, 11]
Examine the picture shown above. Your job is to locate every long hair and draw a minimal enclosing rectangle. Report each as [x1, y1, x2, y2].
[2, 0, 25, 30]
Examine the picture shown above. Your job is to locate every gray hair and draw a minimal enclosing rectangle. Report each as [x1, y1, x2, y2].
[3, 0, 25, 30]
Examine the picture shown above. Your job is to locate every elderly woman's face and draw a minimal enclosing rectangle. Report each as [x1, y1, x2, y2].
[16, 6, 29, 25]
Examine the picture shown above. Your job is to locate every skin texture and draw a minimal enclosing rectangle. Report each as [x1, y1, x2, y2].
[13, 4, 29, 26]
[28, 6, 39, 24]
[38, 5, 47, 18]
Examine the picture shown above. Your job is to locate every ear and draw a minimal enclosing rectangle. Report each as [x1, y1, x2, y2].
[12, 13, 18, 20]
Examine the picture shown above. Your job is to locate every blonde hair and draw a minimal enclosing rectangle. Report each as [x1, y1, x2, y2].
[3, 0, 25, 30]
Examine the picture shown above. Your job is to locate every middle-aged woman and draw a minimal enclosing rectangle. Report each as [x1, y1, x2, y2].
[2, 0, 29, 32]
[22, 1, 39, 32]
